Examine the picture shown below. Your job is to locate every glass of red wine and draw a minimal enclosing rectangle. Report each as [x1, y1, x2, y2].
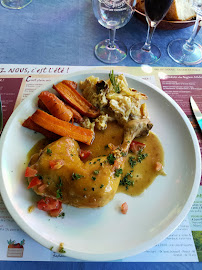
[130, 0, 173, 64]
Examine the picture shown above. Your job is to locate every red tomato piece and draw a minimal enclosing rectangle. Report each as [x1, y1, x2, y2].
[129, 140, 146, 153]
[121, 202, 128, 214]
[37, 197, 61, 212]
[79, 149, 92, 160]
[49, 203, 62, 217]
[27, 176, 42, 189]
[49, 159, 64, 170]
[25, 167, 38, 177]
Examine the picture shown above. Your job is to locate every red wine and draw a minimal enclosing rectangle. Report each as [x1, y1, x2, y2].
[145, 0, 173, 22]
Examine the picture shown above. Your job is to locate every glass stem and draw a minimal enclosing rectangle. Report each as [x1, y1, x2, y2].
[108, 29, 116, 48]
[183, 14, 202, 51]
[142, 20, 157, 52]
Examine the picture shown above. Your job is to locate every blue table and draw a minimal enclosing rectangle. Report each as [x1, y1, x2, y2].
[0, 0, 201, 67]
[0, 1, 202, 270]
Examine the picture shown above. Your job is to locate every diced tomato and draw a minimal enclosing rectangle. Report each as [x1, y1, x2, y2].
[27, 176, 42, 189]
[37, 197, 61, 212]
[25, 167, 38, 177]
[129, 140, 145, 153]
[49, 159, 64, 170]
[79, 149, 92, 160]
[155, 162, 163, 171]
[37, 184, 48, 193]
[121, 202, 128, 214]
[49, 205, 62, 217]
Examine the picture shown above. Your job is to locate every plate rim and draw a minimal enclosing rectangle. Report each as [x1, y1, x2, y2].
[0, 69, 201, 261]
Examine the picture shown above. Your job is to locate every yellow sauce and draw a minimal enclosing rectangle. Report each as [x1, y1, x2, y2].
[28, 121, 165, 197]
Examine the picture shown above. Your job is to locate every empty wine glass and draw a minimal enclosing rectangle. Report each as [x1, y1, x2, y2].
[1, 0, 32, 9]
[92, 0, 136, 64]
[168, 0, 202, 65]
[130, 0, 174, 64]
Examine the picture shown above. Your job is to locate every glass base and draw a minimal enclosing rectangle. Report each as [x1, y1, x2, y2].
[94, 39, 127, 64]
[168, 39, 202, 66]
[1, 0, 32, 9]
[130, 42, 161, 64]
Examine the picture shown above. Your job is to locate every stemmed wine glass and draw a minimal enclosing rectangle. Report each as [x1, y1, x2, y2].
[1, 0, 32, 9]
[92, 0, 136, 64]
[168, 0, 202, 65]
[130, 0, 174, 64]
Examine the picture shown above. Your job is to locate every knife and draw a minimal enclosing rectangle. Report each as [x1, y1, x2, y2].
[190, 96, 202, 132]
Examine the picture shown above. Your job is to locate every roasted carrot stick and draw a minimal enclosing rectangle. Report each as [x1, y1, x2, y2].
[22, 117, 60, 141]
[38, 96, 83, 123]
[63, 80, 77, 90]
[53, 82, 99, 118]
[38, 99, 49, 112]
[38, 91, 73, 122]
[65, 104, 83, 123]
[31, 110, 94, 145]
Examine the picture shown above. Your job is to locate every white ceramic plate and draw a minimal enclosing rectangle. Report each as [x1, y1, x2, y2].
[0, 70, 201, 261]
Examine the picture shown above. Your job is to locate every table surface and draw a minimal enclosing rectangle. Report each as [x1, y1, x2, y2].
[0, 0, 202, 67]
[0, 0, 202, 269]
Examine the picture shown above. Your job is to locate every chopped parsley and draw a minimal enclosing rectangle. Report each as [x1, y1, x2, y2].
[92, 187, 95, 191]
[114, 168, 123, 177]
[58, 247, 66, 253]
[100, 184, 104, 188]
[93, 170, 99, 175]
[104, 144, 109, 149]
[72, 173, 84, 180]
[58, 212, 65, 218]
[119, 173, 134, 190]
[50, 246, 54, 251]
[84, 188, 87, 191]
[129, 156, 136, 168]
[107, 153, 116, 165]
[56, 177, 63, 199]
[92, 176, 96, 181]
[129, 151, 148, 168]
[46, 148, 52, 156]
[109, 70, 120, 93]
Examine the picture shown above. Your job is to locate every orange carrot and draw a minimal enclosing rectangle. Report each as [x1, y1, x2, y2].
[22, 117, 60, 141]
[65, 104, 83, 123]
[53, 82, 99, 118]
[63, 80, 77, 90]
[31, 110, 94, 145]
[39, 96, 83, 123]
[38, 91, 73, 122]
[38, 99, 49, 112]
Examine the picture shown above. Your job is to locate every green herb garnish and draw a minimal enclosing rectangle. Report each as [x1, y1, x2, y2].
[114, 168, 123, 177]
[59, 247, 66, 253]
[107, 153, 116, 165]
[56, 177, 63, 199]
[129, 156, 137, 168]
[50, 246, 54, 251]
[100, 184, 104, 188]
[93, 170, 99, 175]
[92, 176, 96, 181]
[109, 70, 120, 93]
[46, 148, 52, 155]
[119, 173, 134, 190]
[72, 173, 84, 180]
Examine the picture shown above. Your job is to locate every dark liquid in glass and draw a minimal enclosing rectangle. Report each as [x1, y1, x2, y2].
[145, 0, 173, 22]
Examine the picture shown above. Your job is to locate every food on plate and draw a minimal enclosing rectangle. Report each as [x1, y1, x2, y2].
[23, 71, 165, 216]
[136, 0, 196, 21]
[79, 71, 148, 130]
[53, 80, 100, 118]
[121, 202, 128, 214]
